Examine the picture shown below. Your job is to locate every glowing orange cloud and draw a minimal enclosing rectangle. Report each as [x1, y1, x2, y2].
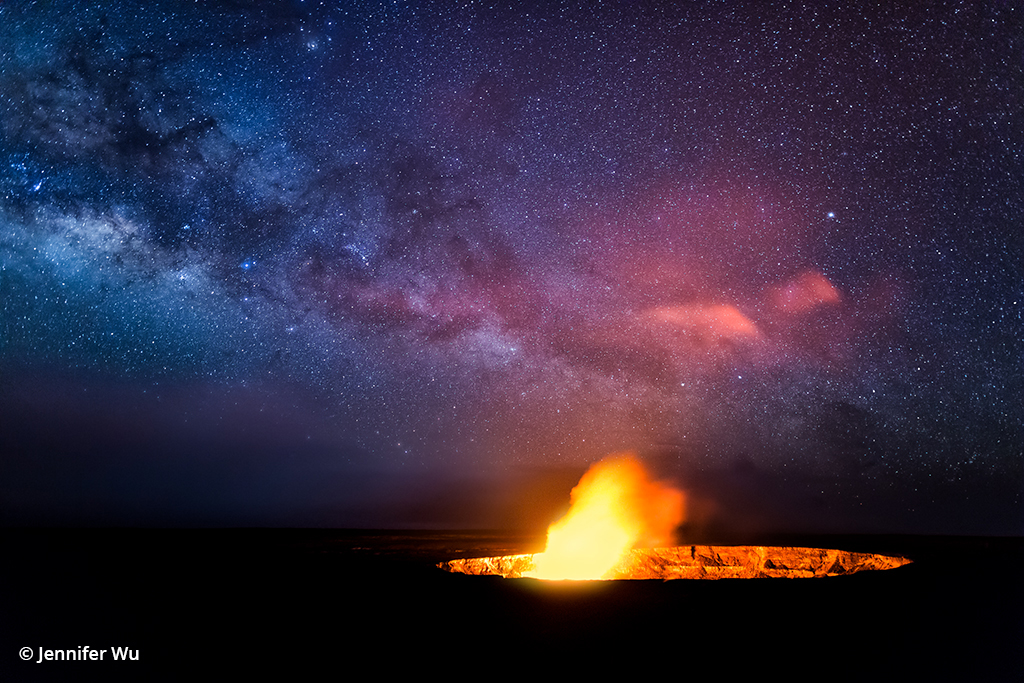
[771, 271, 841, 314]
[647, 303, 761, 341]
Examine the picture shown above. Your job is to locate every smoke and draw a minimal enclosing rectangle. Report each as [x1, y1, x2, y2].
[528, 453, 686, 579]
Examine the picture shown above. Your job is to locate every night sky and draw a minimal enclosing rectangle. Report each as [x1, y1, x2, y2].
[1, 0, 1021, 534]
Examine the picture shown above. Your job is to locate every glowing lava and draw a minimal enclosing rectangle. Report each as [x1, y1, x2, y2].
[441, 545, 911, 580]
[439, 452, 911, 581]
[523, 453, 685, 580]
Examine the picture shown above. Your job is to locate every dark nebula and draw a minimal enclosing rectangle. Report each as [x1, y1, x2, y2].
[1, 0, 1020, 534]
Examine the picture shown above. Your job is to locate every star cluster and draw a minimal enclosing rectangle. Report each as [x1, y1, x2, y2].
[1, 0, 1020, 532]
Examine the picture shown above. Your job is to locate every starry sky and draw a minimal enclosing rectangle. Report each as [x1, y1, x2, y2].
[1, 0, 1021, 534]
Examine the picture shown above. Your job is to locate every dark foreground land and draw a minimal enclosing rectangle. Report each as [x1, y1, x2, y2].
[1, 530, 1021, 680]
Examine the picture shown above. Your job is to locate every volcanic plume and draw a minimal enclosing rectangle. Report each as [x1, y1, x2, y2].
[524, 453, 685, 580]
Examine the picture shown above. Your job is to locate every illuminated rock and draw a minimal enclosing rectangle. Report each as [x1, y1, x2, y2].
[439, 545, 911, 580]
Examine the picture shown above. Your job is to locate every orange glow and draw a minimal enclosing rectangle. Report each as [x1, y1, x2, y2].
[771, 270, 842, 314]
[524, 453, 685, 580]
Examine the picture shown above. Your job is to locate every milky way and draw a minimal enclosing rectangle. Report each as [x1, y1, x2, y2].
[1, 1, 1020, 532]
